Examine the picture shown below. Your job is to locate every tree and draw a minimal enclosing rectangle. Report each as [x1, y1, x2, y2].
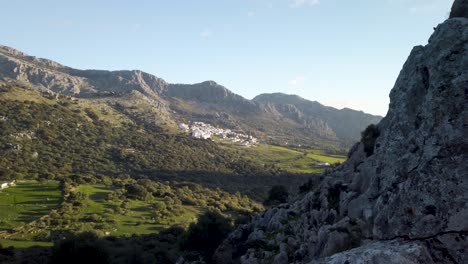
[182, 211, 233, 262]
[126, 183, 150, 201]
[264, 185, 289, 206]
[50, 232, 110, 264]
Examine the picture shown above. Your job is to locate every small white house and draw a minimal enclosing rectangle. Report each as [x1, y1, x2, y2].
[178, 123, 190, 131]
[316, 162, 331, 167]
[1, 180, 16, 190]
[191, 129, 211, 139]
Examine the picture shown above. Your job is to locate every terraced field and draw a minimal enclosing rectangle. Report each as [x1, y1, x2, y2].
[0, 181, 61, 230]
[225, 144, 346, 174]
[75, 185, 201, 236]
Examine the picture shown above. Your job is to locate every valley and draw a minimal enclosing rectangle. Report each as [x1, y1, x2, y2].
[0, 81, 344, 253]
[0, 0, 466, 263]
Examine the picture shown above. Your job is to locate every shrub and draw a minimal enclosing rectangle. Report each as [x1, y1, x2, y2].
[264, 185, 289, 206]
[182, 211, 233, 261]
[50, 232, 110, 264]
[125, 183, 150, 201]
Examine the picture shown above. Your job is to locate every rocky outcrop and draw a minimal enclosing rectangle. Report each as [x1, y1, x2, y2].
[165, 81, 258, 113]
[214, 10, 468, 264]
[0, 45, 167, 97]
[450, 0, 468, 18]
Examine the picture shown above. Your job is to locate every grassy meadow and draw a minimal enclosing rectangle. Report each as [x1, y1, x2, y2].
[224, 144, 346, 174]
[75, 185, 201, 236]
[0, 181, 61, 230]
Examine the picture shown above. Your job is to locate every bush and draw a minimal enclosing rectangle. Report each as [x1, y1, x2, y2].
[182, 211, 233, 261]
[264, 185, 289, 206]
[126, 183, 150, 201]
[361, 124, 380, 157]
[50, 232, 110, 264]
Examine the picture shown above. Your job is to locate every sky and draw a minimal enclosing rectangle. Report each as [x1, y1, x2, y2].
[0, 0, 454, 116]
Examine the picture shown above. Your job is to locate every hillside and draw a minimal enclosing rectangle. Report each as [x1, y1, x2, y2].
[0, 81, 318, 260]
[0, 46, 381, 150]
[253, 93, 382, 145]
[0, 82, 316, 200]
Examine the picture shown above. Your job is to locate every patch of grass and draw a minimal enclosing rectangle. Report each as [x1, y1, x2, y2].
[0, 181, 61, 230]
[222, 144, 345, 174]
[0, 239, 52, 248]
[306, 153, 345, 164]
[75, 185, 201, 236]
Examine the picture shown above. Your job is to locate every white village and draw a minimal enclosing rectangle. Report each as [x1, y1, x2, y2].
[178, 121, 258, 146]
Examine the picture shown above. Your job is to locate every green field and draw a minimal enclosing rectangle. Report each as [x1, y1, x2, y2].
[75, 185, 201, 236]
[0, 239, 52, 248]
[225, 144, 346, 174]
[0, 181, 61, 230]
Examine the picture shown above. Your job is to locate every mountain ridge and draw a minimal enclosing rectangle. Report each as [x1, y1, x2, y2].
[0, 44, 382, 148]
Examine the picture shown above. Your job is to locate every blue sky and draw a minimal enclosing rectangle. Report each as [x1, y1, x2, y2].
[0, 0, 453, 116]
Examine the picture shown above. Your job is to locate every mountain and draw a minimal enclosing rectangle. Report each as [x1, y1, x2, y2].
[214, 3, 468, 263]
[253, 93, 382, 144]
[0, 46, 381, 149]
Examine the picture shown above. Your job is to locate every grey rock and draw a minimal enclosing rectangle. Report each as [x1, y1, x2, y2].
[214, 14, 468, 264]
[272, 251, 288, 264]
[450, 0, 468, 18]
[311, 240, 438, 264]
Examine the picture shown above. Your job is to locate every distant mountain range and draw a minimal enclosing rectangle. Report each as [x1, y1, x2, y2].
[0, 45, 382, 149]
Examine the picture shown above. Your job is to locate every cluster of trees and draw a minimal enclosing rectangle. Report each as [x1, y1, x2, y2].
[4, 211, 236, 264]
[0, 91, 310, 201]
[0, 96, 298, 194]
[120, 179, 262, 214]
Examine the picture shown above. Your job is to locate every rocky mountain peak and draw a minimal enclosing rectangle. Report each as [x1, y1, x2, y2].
[214, 6, 468, 264]
[0, 46, 169, 97]
[450, 0, 468, 18]
[0, 45, 28, 57]
[165, 81, 250, 105]
[0, 45, 67, 70]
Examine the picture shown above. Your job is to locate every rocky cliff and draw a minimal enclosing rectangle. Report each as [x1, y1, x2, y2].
[0, 46, 168, 97]
[165, 81, 258, 113]
[214, 5, 468, 264]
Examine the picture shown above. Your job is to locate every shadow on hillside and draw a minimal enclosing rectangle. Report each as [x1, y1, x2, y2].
[150, 169, 314, 202]
[0, 211, 236, 264]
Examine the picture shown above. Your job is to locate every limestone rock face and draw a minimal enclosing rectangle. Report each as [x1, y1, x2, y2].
[165, 81, 258, 112]
[0, 45, 168, 97]
[450, 0, 468, 18]
[214, 16, 468, 264]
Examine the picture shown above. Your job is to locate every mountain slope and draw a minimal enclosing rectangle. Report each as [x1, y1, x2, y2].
[253, 93, 382, 143]
[214, 8, 468, 264]
[0, 46, 381, 149]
